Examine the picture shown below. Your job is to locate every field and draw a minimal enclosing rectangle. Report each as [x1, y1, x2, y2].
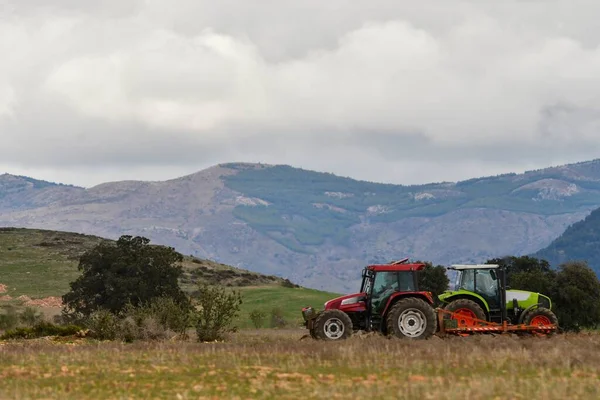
[1, 330, 599, 399]
[236, 286, 339, 328]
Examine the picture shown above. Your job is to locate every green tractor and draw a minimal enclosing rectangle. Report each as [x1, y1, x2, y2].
[438, 264, 558, 329]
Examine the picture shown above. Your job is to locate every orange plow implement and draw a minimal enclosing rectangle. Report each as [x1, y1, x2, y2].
[435, 308, 558, 337]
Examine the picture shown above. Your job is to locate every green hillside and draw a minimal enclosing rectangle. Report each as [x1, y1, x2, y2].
[0, 228, 341, 328]
[235, 286, 340, 328]
[534, 207, 600, 275]
[0, 227, 292, 298]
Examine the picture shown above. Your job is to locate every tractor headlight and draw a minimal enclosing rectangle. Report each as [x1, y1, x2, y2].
[301, 306, 315, 321]
[341, 297, 359, 306]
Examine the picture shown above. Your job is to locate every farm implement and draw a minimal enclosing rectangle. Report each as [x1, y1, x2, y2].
[301, 259, 558, 340]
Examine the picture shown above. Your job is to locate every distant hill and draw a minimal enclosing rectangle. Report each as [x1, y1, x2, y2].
[2, 159, 600, 292]
[0, 227, 291, 298]
[0, 227, 338, 328]
[533, 207, 600, 275]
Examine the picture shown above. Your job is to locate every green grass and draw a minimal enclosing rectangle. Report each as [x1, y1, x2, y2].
[0, 331, 599, 399]
[0, 228, 104, 297]
[235, 286, 341, 328]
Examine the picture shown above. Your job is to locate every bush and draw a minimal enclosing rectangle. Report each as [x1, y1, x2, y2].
[0, 322, 83, 340]
[82, 297, 195, 342]
[270, 307, 287, 328]
[194, 284, 242, 342]
[281, 279, 299, 288]
[249, 310, 267, 328]
[0, 306, 19, 331]
[85, 309, 120, 341]
[19, 307, 44, 327]
[118, 297, 194, 341]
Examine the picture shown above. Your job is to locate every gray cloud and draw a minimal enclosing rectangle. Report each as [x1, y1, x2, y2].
[2, 0, 600, 187]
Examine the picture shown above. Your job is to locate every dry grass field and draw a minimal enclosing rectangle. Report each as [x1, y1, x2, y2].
[1, 329, 599, 399]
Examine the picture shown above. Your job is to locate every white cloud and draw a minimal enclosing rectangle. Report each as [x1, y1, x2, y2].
[2, 0, 600, 186]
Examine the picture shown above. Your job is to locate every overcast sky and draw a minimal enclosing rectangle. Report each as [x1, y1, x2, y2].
[2, 0, 600, 188]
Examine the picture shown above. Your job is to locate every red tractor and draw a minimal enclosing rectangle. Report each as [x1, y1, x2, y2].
[301, 258, 437, 340]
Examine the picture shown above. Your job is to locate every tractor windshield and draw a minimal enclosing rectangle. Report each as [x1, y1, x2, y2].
[455, 269, 475, 291]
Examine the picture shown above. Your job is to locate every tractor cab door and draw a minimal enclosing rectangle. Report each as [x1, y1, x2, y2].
[369, 271, 415, 315]
[474, 269, 501, 313]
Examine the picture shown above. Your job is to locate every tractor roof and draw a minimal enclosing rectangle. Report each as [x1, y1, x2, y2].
[450, 264, 500, 270]
[366, 258, 426, 272]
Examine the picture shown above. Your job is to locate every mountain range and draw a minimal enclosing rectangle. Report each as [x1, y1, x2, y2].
[2, 159, 600, 293]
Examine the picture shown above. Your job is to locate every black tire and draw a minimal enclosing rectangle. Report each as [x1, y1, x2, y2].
[313, 310, 353, 341]
[444, 299, 487, 326]
[386, 297, 437, 339]
[523, 307, 559, 333]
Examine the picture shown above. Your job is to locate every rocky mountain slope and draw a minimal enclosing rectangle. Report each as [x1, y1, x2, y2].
[2, 160, 600, 293]
[534, 206, 600, 274]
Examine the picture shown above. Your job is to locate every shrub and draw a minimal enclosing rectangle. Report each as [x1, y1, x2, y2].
[249, 310, 267, 328]
[270, 307, 287, 328]
[0, 306, 19, 331]
[0, 322, 83, 340]
[194, 284, 242, 342]
[281, 279, 299, 288]
[118, 297, 194, 341]
[19, 307, 44, 327]
[85, 309, 120, 341]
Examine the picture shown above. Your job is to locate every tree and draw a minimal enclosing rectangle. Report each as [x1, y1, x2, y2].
[194, 284, 242, 341]
[62, 235, 189, 317]
[551, 261, 600, 332]
[486, 256, 552, 278]
[417, 262, 450, 303]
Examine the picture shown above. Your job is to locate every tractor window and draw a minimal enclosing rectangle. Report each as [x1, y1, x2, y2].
[373, 272, 397, 295]
[458, 269, 475, 291]
[475, 269, 498, 299]
[398, 271, 415, 291]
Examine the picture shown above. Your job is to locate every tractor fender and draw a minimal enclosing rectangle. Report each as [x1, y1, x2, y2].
[517, 302, 542, 324]
[381, 292, 434, 318]
[439, 292, 490, 313]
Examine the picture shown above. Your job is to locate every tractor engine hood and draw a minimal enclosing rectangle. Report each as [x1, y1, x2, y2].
[324, 293, 367, 311]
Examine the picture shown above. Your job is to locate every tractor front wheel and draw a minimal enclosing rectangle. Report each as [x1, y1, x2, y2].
[386, 297, 437, 339]
[313, 310, 353, 341]
[444, 299, 487, 327]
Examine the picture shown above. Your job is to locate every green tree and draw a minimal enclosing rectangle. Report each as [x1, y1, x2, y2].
[249, 310, 267, 328]
[194, 284, 242, 342]
[486, 256, 552, 279]
[552, 261, 600, 332]
[62, 235, 189, 317]
[416, 262, 450, 302]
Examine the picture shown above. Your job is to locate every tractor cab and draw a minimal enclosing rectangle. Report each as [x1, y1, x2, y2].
[359, 259, 420, 315]
[302, 258, 437, 340]
[448, 264, 506, 322]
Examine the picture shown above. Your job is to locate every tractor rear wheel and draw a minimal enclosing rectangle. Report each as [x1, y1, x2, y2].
[313, 310, 353, 341]
[523, 307, 558, 334]
[444, 299, 487, 327]
[386, 297, 437, 339]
